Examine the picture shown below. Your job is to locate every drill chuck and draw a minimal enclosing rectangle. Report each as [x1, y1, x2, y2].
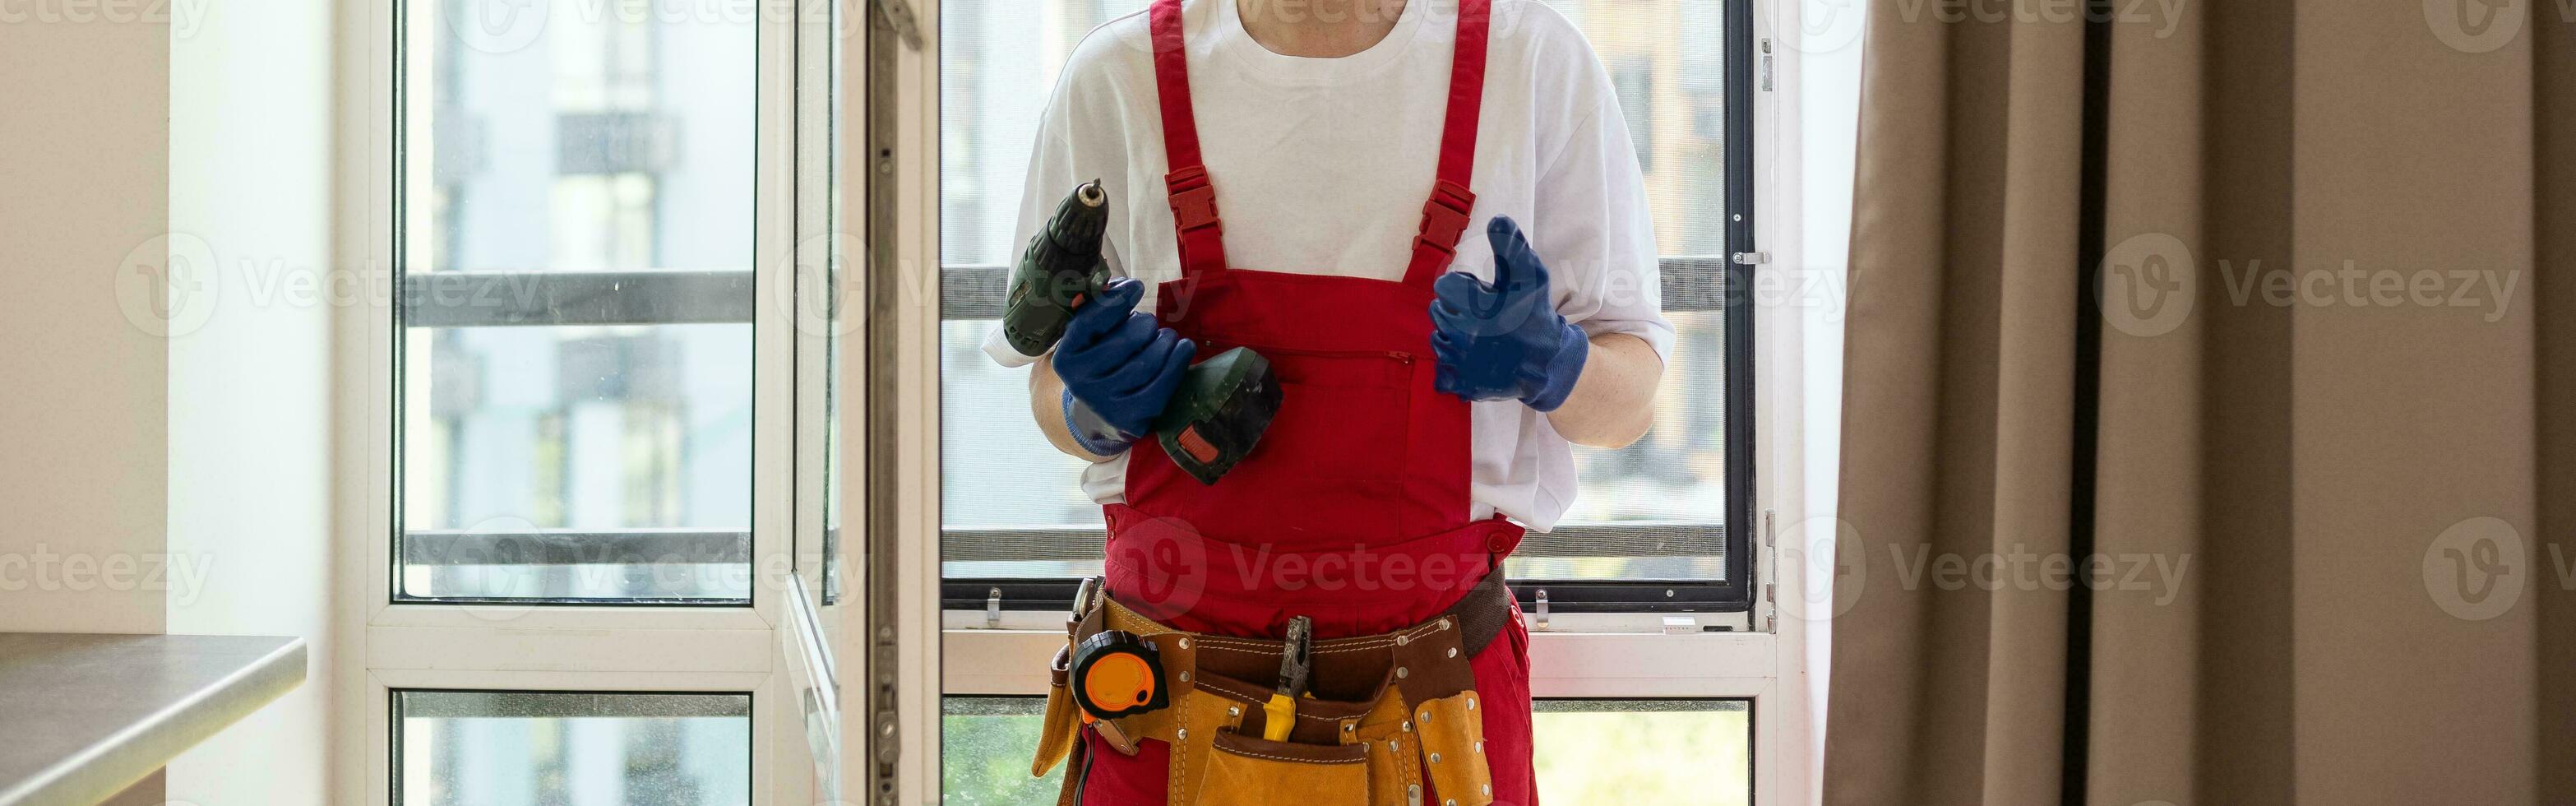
[1002, 180, 1112, 356]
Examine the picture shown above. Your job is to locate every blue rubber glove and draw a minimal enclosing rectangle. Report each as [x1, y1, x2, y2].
[1429, 216, 1589, 412]
[1052, 277, 1196, 455]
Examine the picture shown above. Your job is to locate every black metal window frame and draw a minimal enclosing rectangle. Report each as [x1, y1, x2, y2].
[941, 0, 1758, 615]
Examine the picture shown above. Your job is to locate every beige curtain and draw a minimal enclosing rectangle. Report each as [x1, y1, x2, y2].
[1822, 0, 2574, 804]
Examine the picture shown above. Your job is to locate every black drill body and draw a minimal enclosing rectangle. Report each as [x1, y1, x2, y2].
[1002, 181, 1114, 356]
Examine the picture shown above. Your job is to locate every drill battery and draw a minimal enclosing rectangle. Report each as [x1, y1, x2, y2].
[1153, 347, 1281, 485]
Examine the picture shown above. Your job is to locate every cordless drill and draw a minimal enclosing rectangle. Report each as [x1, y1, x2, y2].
[1003, 181, 1283, 484]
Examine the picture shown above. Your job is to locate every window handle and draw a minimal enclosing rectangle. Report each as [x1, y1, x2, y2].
[873, 0, 924, 51]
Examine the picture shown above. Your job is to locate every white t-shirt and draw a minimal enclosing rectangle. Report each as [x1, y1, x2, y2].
[984, 0, 1672, 531]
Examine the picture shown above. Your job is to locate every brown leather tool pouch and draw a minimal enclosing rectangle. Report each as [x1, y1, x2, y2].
[1037, 583, 1507, 806]
[1410, 691, 1496, 806]
[1196, 729, 1372, 804]
[1034, 604, 1108, 780]
[1033, 644, 1082, 778]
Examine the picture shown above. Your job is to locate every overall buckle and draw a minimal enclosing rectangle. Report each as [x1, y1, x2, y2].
[1413, 180, 1478, 257]
[1167, 165, 1223, 234]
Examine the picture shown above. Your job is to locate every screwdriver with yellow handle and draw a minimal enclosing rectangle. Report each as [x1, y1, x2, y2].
[1264, 616, 1315, 741]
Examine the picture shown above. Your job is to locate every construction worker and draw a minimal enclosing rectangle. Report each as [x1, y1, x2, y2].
[992, 1, 1669, 803]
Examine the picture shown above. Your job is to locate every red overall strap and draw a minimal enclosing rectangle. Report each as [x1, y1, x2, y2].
[1149, 0, 1228, 280]
[1151, 0, 1489, 285]
[1402, 0, 1492, 288]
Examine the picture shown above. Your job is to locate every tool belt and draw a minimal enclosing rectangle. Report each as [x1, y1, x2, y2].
[1034, 571, 1515, 806]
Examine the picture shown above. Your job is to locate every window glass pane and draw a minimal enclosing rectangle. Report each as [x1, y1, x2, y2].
[937, 0, 1733, 583]
[400, 2, 756, 602]
[1533, 699, 1750, 805]
[816, 0, 849, 606]
[1524, 1, 1731, 582]
[942, 697, 1068, 805]
[393, 690, 752, 806]
[937, 697, 1750, 804]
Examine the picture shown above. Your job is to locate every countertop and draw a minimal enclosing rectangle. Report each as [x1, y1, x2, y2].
[0, 633, 305, 806]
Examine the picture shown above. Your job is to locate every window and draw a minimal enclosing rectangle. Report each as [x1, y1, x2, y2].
[392, 691, 755, 806]
[923, 0, 1766, 803]
[934, 0, 1753, 613]
[354, 1, 848, 804]
[397, 0, 760, 604]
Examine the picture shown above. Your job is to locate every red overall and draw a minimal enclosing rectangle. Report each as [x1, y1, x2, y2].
[1089, 1, 1538, 804]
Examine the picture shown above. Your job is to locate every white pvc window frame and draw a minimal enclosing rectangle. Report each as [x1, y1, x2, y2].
[331, 1, 860, 804]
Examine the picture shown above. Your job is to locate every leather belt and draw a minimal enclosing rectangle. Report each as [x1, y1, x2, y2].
[1054, 567, 1517, 692]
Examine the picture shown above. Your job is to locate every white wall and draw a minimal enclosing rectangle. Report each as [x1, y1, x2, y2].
[166, 1, 340, 804]
[0, 0, 173, 637]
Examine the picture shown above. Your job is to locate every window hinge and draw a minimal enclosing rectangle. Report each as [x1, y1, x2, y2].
[1760, 38, 1774, 92]
[985, 586, 1004, 629]
[1762, 508, 1779, 633]
[1762, 582, 1778, 632]
[1733, 252, 1770, 265]
[1532, 589, 1552, 632]
[873, 0, 925, 51]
